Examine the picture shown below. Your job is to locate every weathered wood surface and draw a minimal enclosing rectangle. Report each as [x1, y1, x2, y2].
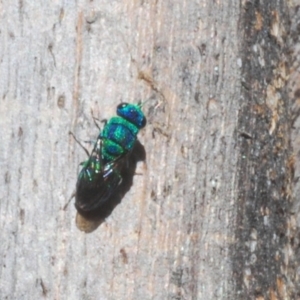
[1, 1, 299, 299]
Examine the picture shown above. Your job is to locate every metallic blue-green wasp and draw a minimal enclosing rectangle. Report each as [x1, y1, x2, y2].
[75, 102, 146, 212]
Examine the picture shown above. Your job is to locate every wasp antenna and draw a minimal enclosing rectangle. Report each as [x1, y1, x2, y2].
[139, 98, 157, 107]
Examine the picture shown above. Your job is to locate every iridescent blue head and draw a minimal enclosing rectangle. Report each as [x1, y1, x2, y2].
[117, 103, 146, 129]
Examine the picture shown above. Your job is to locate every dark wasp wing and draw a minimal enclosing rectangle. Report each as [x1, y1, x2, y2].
[75, 139, 123, 212]
[75, 164, 122, 212]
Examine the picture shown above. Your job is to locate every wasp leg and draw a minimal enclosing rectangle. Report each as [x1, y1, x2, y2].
[115, 169, 123, 185]
[90, 108, 105, 130]
[83, 139, 97, 146]
[69, 131, 90, 157]
[63, 190, 75, 210]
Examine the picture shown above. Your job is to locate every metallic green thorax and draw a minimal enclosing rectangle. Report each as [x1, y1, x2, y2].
[100, 103, 146, 163]
[101, 117, 139, 162]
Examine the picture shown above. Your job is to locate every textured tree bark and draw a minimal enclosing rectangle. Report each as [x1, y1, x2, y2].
[235, 2, 292, 299]
[0, 1, 299, 299]
[287, 2, 300, 300]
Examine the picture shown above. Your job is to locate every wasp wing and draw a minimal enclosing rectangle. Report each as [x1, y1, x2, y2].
[75, 164, 122, 212]
[75, 138, 124, 212]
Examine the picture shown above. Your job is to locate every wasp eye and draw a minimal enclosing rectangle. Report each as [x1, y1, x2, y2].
[117, 103, 128, 111]
[140, 116, 147, 128]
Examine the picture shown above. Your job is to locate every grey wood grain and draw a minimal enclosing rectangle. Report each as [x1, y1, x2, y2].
[1, 1, 298, 299]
